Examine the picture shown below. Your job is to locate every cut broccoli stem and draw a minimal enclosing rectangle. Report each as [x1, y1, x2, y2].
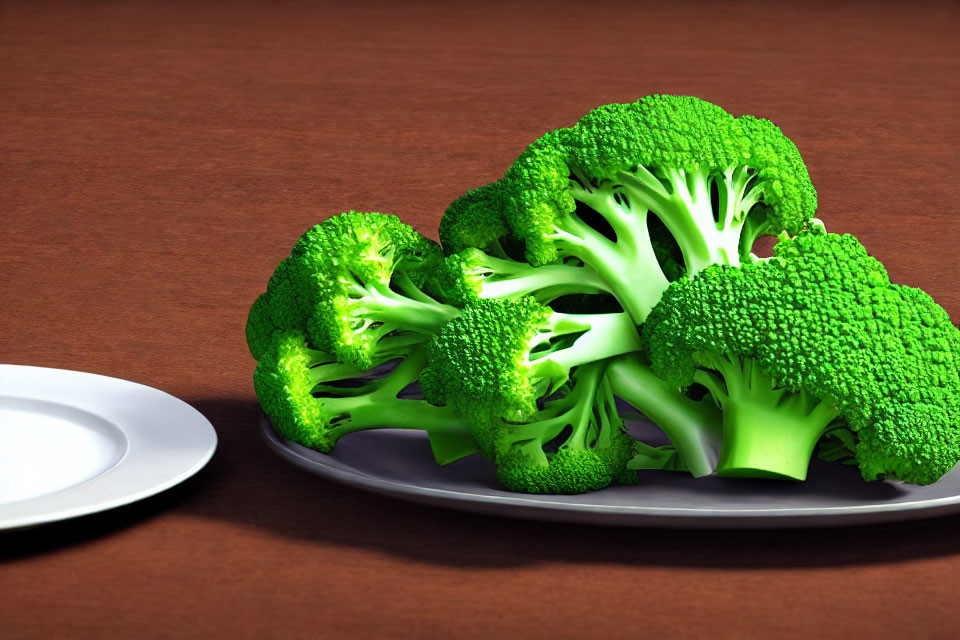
[703, 354, 840, 481]
[606, 354, 722, 477]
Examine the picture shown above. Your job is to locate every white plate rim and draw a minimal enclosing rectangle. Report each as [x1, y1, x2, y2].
[260, 415, 960, 528]
[0, 364, 217, 530]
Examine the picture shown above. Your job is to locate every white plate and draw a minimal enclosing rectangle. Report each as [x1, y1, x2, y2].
[0, 365, 216, 530]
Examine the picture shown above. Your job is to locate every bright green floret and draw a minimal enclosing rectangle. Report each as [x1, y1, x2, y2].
[493, 362, 638, 494]
[642, 229, 960, 484]
[443, 95, 818, 324]
[421, 297, 642, 442]
[289, 211, 460, 370]
[438, 183, 512, 257]
[246, 293, 279, 361]
[254, 329, 470, 454]
[420, 297, 643, 493]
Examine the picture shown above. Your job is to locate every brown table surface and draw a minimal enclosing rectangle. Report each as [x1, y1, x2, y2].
[2, 1, 960, 638]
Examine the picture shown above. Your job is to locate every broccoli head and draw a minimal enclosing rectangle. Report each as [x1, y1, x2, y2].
[421, 297, 642, 444]
[289, 211, 460, 370]
[442, 95, 818, 323]
[643, 229, 960, 483]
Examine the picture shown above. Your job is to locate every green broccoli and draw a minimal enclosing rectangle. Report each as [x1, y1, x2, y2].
[254, 329, 473, 460]
[493, 362, 638, 494]
[419, 297, 642, 493]
[605, 353, 722, 478]
[442, 95, 818, 323]
[443, 247, 611, 306]
[247, 95, 960, 495]
[421, 297, 642, 429]
[642, 229, 960, 483]
[248, 211, 461, 370]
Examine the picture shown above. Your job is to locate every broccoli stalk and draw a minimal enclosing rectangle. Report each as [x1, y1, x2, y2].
[494, 361, 637, 494]
[255, 330, 470, 456]
[694, 354, 839, 480]
[605, 353, 722, 478]
[568, 162, 762, 280]
[444, 247, 610, 306]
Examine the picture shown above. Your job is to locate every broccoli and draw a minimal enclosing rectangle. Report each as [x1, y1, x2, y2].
[254, 329, 473, 461]
[642, 229, 960, 483]
[605, 353, 722, 478]
[421, 297, 642, 429]
[493, 362, 638, 494]
[247, 95, 960, 495]
[442, 95, 817, 323]
[247, 211, 461, 370]
[418, 297, 642, 493]
[443, 247, 610, 306]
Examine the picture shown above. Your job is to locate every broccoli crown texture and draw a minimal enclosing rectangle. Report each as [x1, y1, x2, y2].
[284, 211, 458, 369]
[246, 292, 279, 361]
[438, 183, 510, 257]
[421, 297, 642, 457]
[643, 229, 960, 483]
[441, 95, 818, 324]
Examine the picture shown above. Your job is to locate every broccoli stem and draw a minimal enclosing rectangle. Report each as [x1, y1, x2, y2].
[322, 349, 469, 442]
[705, 354, 840, 481]
[618, 166, 747, 274]
[541, 312, 643, 371]
[496, 362, 606, 466]
[355, 283, 459, 334]
[474, 257, 610, 301]
[606, 354, 722, 477]
[562, 163, 762, 324]
[563, 182, 670, 322]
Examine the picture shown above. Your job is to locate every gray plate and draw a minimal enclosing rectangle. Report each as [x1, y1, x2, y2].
[261, 415, 960, 528]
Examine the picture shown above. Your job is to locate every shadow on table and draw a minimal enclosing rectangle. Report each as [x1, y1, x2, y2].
[4, 395, 960, 568]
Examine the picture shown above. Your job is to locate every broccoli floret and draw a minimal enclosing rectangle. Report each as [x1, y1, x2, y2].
[287, 211, 460, 370]
[438, 183, 512, 257]
[254, 329, 472, 458]
[421, 297, 642, 445]
[246, 293, 279, 360]
[419, 297, 642, 493]
[444, 95, 817, 323]
[642, 229, 960, 483]
[493, 362, 638, 494]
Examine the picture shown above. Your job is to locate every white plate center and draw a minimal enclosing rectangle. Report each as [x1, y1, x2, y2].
[0, 398, 127, 505]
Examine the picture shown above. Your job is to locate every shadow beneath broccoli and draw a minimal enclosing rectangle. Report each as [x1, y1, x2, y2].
[3, 396, 956, 570]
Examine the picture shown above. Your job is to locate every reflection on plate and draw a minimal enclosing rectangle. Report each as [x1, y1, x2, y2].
[262, 414, 960, 529]
[0, 365, 216, 530]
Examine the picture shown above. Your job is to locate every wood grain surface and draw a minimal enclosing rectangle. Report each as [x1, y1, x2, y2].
[2, 1, 959, 638]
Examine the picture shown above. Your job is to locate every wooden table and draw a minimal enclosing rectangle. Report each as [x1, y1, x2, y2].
[2, 1, 959, 638]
